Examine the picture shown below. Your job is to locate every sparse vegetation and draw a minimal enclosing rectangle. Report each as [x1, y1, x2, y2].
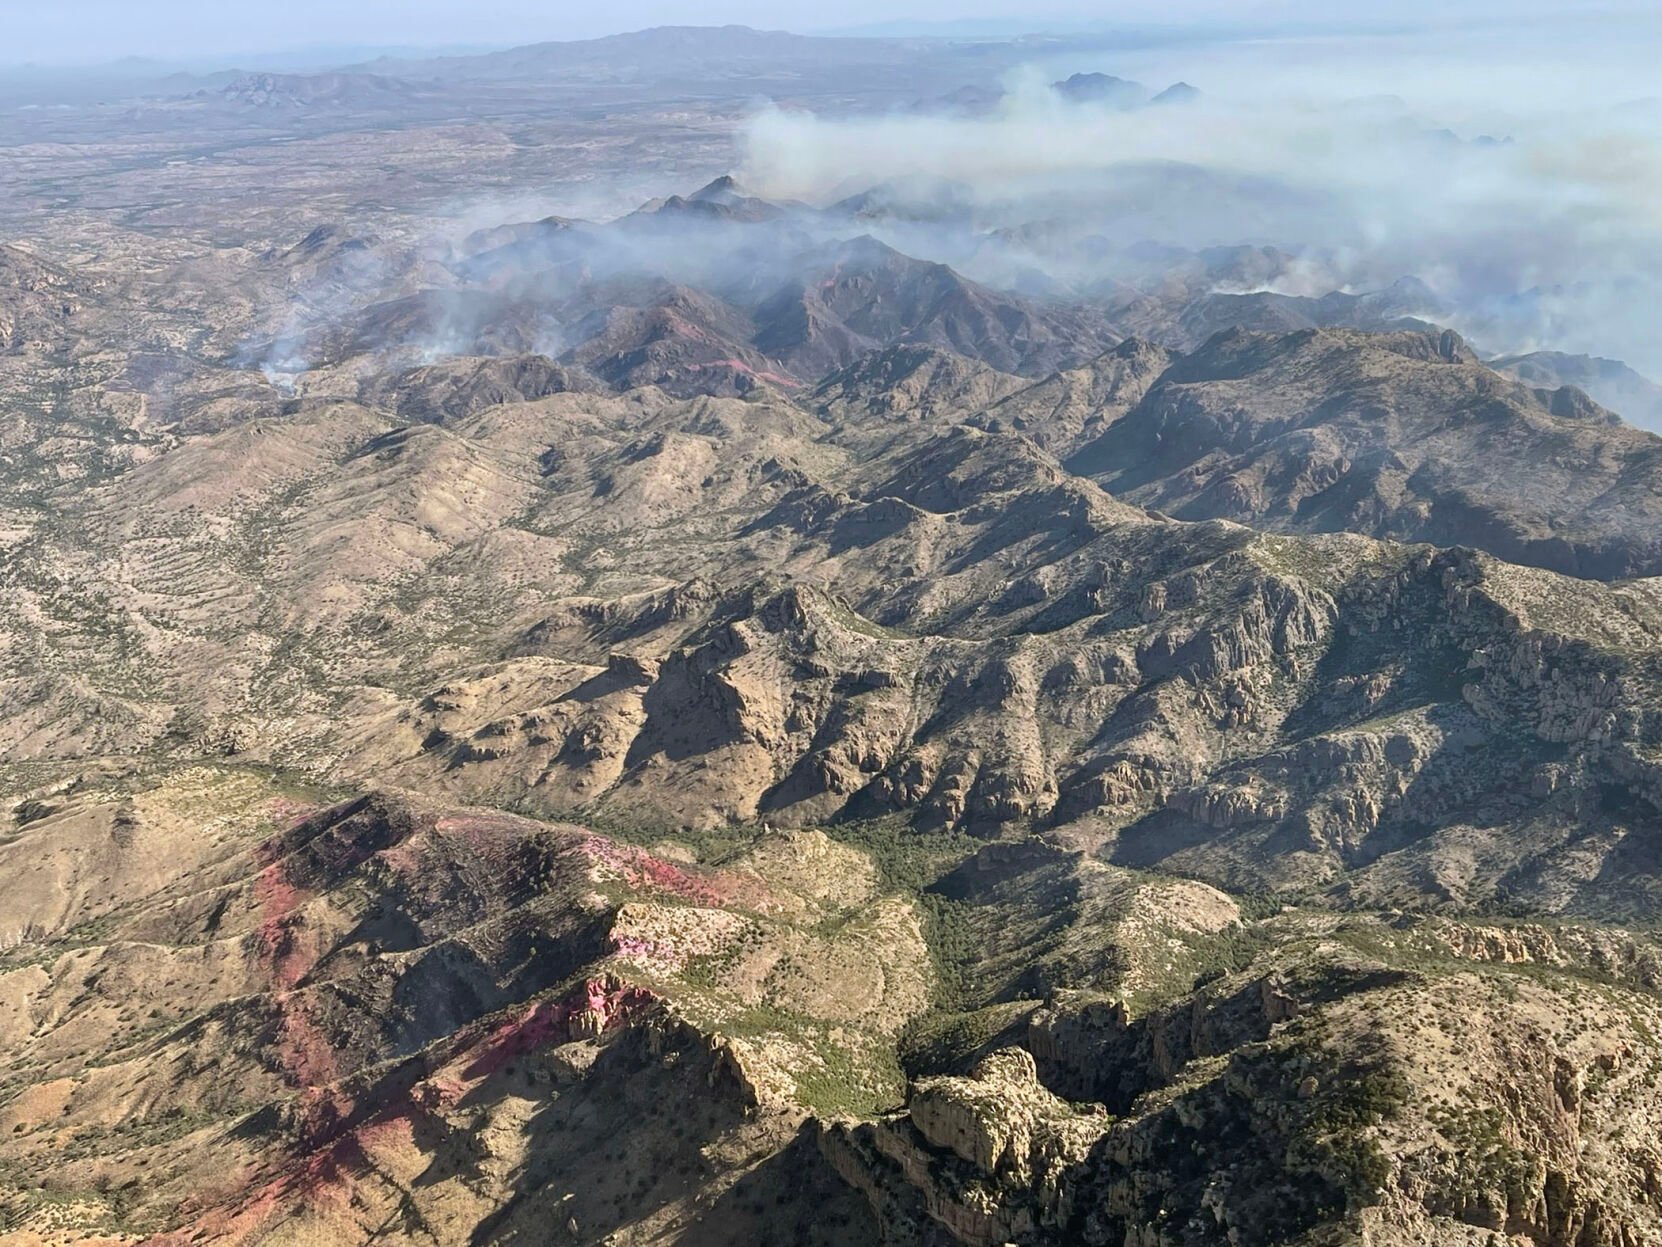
[3, 23, 1662, 1247]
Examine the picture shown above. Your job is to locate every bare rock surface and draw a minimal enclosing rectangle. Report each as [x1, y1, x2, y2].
[5, 34, 1662, 1246]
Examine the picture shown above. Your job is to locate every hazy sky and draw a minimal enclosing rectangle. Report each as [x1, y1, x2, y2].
[4, 0, 1648, 67]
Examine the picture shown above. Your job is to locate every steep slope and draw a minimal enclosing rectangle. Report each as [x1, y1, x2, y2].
[830, 883, 1662, 1247]
[808, 344, 1027, 426]
[1493, 349, 1662, 433]
[8, 381, 1661, 914]
[0, 773, 925, 1244]
[973, 337, 1176, 456]
[1165, 277, 1446, 350]
[559, 283, 792, 396]
[751, 237, 1120, 382]
[7, 229, 1662, 1247]
[356, 353, 593, 425]
[1068, 326, 1662, 579]
[0, 243, 87, 351]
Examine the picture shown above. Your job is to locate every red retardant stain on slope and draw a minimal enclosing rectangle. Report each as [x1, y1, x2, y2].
[461, 977, 657, 1081]
[252, 858, 311, 992]
[608, 933, 681, 966]
[144, 1110, 410, 1247]
[145, 979, 662, 1247]
[573, 833, 746, 907]
[153, 818, 695, 1245]
[250, 828, 347, 1129]
[686, 358, 802, 387]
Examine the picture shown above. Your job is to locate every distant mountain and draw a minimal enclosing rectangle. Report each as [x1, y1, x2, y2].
[353, 24, 925, 84]
[1167, 277, 1448, 349]
[1492, 350, 1662, 433]
[290, 190, 1125, 397]
[750, 235, 1121, 381]
[912, 73, 1195, 116]
[628, 175, 791, 225]
[560, 281, 791, 395]
[1066, 326, 1662, 578]
[1150, 80, 1201, 105]
[200, 71, 427, 109]
[913, 82, 1007, 115]
[1051, 72, 1150, 108]
[828, 177, 978, 224]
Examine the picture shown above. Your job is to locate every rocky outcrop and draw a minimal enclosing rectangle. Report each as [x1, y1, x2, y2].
[823, 1048, 1110, 1247]
[1067, 326, 1662, 579]
[909, 1048, 1109, 1185]
[830, 926, 1662, 1247]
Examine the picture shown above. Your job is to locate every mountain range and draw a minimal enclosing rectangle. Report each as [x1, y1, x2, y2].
[4, 30, 1662, 1245]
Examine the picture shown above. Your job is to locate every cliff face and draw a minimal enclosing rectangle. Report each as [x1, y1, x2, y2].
[829, 917, 1662, 1247]
[12, 771, 1661, 1246]
[376, 530, 1661, 915]
[825, 1047, 1111, 1247]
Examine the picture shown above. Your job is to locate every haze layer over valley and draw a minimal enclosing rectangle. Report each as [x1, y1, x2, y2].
[3, 11, 1662, 1247]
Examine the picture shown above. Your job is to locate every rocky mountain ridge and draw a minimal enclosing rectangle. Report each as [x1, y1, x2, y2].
[4, 176, 1662, 1247]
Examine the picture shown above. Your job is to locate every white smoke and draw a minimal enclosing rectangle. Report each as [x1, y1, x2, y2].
[737, 18, 1662, 375]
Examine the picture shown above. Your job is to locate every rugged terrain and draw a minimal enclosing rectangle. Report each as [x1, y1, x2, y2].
[4, 21, 1662, 1247]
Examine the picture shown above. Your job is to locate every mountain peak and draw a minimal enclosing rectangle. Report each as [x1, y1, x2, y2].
[1150, 81, 1201, 106]
[1052, 71, 1149, 107]
[688, 173, 747, 203]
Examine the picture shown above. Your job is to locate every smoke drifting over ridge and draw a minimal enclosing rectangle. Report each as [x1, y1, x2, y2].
[219, 12, 1662, 432]
[737, 23, 1662, 376]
